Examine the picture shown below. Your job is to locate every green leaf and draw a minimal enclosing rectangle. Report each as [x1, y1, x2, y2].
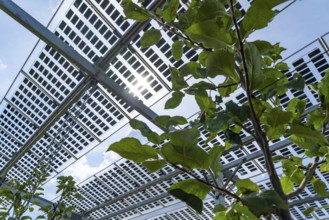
[225, 129, 242, 146]
[176, 7, 197, 30]
[289, 135, 320, 157]
[189, 81, 216, 90]
[265, 107, 292, 128]
[226, 101, 250, 123]
[140, 29, 161, 48]
[320, 163, 329, 172]
[186, 20, 232, 49]
[273, 155, 286, 162]
[236, 179, 259, 195]
[207, 50, 238, 80]
[307, 110, 326, 130]
[213, 204, 226, 213]
[142, 160, 166, 173]
[241, 0, 285, 37]
[171, 67, 189, 91]
[251, 40, 273, 55]
[180, 62, 205, 78]
[107, 137, 158, 163]
[130, 119, 160, 144]
[161, 143, 209, 169]
[169, 179, 212, 200]
[287, 98, 306, 118]
[155, 115, 188, 128]
[195, 0, 225, 22]
[282, 157, 304, 184]
[260, 190, 288, 209]
[169, 189, 203, 213]
[198, 51, 211, 67]
[205, 113, 229, 133]
[284, 74, 305, 91]
[218, 78, 238, 97]
[194, 90, 216, 114]
[213, 212, 226, 219]
[280, 176, 294, 194]
[241, 193, 272, 217]
[245, 43, 263, 90]
[74, 193, 83, 200]
[319, 72, 329, 105]
[303, 207, 315, 216]
[275, 62, 289, 71]
[163, 0, 179, 23]
[241, 190, 287, 217]
[169, 127, 200, 153]
[288, 125, 328, 145]
[172, 41, 184, 61]
[313, 179, 328, 196]
[165, 91, 184, 109]
[207, 146, 224, 177]
[121, 0, 150, 22]
[233, 203, 258, 219]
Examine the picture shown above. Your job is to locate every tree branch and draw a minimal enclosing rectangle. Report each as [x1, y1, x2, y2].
[228, 1, 289, 214]
[172, 164, 241, 201]
[234, 121, 257, 140]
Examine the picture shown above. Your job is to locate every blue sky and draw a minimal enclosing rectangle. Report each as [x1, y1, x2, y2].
[0, 0, 329, 218]
[0, 0, 61, 99]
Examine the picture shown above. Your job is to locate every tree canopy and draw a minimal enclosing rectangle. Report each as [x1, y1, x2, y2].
[108, 0, 329, 219]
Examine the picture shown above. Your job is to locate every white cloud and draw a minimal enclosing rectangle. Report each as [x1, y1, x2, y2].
[63, 151, 120, 183]
[0, 59, 7, 70]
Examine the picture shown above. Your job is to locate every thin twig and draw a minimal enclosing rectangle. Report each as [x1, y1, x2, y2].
[172, 164, 241, 201]
[150, 13, 212, 52]
[234, 121, 257, 140]
[286, 157, 319, 199]
[286, 123, 327, 199]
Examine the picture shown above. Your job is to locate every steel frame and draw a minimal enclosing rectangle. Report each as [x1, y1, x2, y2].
[0, 0, 168, 180]
[0, 0, 327, 219]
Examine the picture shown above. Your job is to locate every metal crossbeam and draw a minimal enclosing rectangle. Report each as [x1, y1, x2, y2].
[0, 77, 91, 180]
[78, 102, 320, 216]
[0, 0, 163, 127]
[97, 1, 165, 70]
[83, 169, 181, 214]
[85, 137, 292, 218]
[289, 195, 329, 207]
[97, 193, 170, 220]
[104, 195, 215, 220]
[0, 0, 166, 180]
